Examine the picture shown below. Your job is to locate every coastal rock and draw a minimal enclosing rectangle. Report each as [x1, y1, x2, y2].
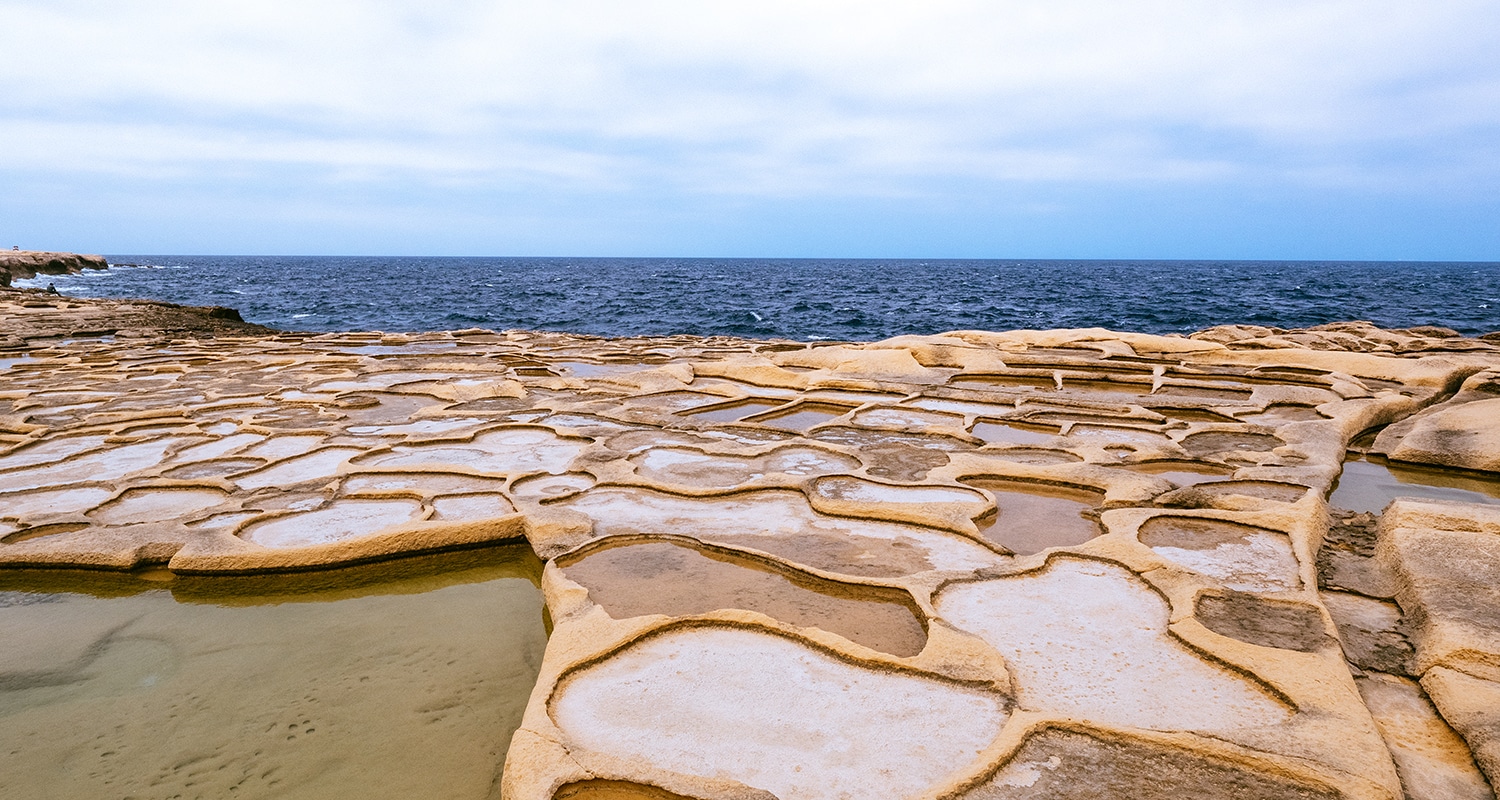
[1372, 370, 1500, 474]
[0, 250, 107, 286]
[2, 302, 1500, 799]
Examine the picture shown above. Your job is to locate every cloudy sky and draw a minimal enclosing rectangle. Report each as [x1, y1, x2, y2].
[2, 0, 1497, 258]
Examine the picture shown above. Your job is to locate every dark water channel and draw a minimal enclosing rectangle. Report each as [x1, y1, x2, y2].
[1329, 455, 1500, 514]
[0, 545, 547, 800]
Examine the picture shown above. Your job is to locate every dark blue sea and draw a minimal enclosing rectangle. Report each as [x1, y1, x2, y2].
[21, 257, 1500, 340]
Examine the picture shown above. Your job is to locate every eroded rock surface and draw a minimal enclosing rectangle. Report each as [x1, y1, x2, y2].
[4, 307, 1500, 799]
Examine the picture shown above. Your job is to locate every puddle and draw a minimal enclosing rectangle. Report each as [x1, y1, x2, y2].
[625, 391, 725, 412]
[432, 493, 515, 521]
[360, 428, 586, 475]
[1148, 407, 1241, 423]
[161, 457, 266, 481]
[978, 447, 1082, 465]
[965, 480, 1104, 555]
[1238, 404, 1326, 424]
[683, 399, 786, 424]
[559, 540, 926, 657]
[971, 420, 1058, 445]
[234, 447, 363, 490]
[904, 398, 1014, 417]
[0, 435, 111, 470]
[967, 727, 1336, 799]
[168, 433, 266, 463]
[512, 473, 597, 501]
[1329, 455, 1500, 514]
[806, 426, 971, 481]
[1126, 461, 1235, 488]
[343, 471, 509, 497]
[0, 546, 547, 800]
[746, 404, 851, 432]
[335, 342, 460, 356]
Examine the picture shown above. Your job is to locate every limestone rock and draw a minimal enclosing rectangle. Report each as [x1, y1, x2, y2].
[0, 250, 107, 285]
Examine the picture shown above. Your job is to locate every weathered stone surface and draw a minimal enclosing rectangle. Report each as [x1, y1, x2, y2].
[1374, 370, 1500, 474]
[0, 250, 107, 286]
[1322, 590, 1417, 675]
[5, 303, 1500, 798]
[1356, 671, 1496, 800]
[1422, 667, 1500, 789]
[1379, 500, 1500, 681]
[1195, 591, 1331, 652]
[962, 727, 1340, 800]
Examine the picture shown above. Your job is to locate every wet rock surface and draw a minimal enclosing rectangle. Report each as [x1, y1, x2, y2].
[2, 303, 1500, 799]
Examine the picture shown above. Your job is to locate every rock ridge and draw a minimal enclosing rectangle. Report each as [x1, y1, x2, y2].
[0, 250, 108, 286]
[1, 294, 1499, 800]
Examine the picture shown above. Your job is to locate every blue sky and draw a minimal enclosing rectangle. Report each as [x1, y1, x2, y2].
[2, 0, 1498, 259]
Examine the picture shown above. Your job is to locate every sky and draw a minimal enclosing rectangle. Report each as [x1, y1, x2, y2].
[1, 0, 1498, 259]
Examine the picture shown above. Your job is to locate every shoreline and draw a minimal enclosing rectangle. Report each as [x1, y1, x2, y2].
[23, 253, 1500, 340]
[0, 249, 108, 286]
[5, 275, 1500, 797]
[0, 283, 277, 343]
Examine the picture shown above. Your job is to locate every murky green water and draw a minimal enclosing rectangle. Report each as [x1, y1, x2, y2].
[1329, 455, 1500, 514]
[0, 545, 547, 800]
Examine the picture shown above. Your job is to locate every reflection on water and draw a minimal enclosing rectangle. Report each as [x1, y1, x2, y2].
[683, 399, 786, 424]
[965, 479, 1104, 555]
[1329, 455, 1500, 514]
[748, 404, 851, 432]
[0, 545, 547, 800]
[559, 539, 927, 657]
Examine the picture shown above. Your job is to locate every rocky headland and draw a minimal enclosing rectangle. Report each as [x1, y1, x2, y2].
[0, 249, 108, 286]
[2, 286, 1500, 799]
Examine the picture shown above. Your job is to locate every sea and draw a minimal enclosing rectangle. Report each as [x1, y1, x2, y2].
[18, 257, 1500, 341]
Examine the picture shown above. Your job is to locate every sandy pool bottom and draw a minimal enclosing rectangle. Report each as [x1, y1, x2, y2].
[0, 546, 547, 800]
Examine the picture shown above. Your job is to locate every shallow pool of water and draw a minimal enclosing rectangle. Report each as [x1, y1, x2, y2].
[559, 539, 927, 657]
[0, 546, 547, 800]
[965, 480, 1104, 555]
[1328, 456, 1500, 514]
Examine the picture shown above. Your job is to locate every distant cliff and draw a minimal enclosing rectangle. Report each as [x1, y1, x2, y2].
[0, 250, 108, 286]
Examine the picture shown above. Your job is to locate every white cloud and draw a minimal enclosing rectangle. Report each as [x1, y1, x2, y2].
[1, 0, 1497, 197]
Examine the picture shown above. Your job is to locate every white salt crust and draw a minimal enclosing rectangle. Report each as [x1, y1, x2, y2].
[558, 487, 1005, 575]
[937, 558, 1290, 731]
[240, 499, 424, 548]
[552, 626, 1008, 800]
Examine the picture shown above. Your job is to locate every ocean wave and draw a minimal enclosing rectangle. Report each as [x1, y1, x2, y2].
[45, 255, 1500, 339]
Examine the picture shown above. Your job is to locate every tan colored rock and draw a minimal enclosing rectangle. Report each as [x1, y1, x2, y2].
[1383, 396, 1500, 473]
[1422, 667, 1500, 789]
[1355, 671, 1494, 800]
[1378, 500, 1500, 681]
[0, 249, 107, 285]
[6, 303, 1500, 798]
